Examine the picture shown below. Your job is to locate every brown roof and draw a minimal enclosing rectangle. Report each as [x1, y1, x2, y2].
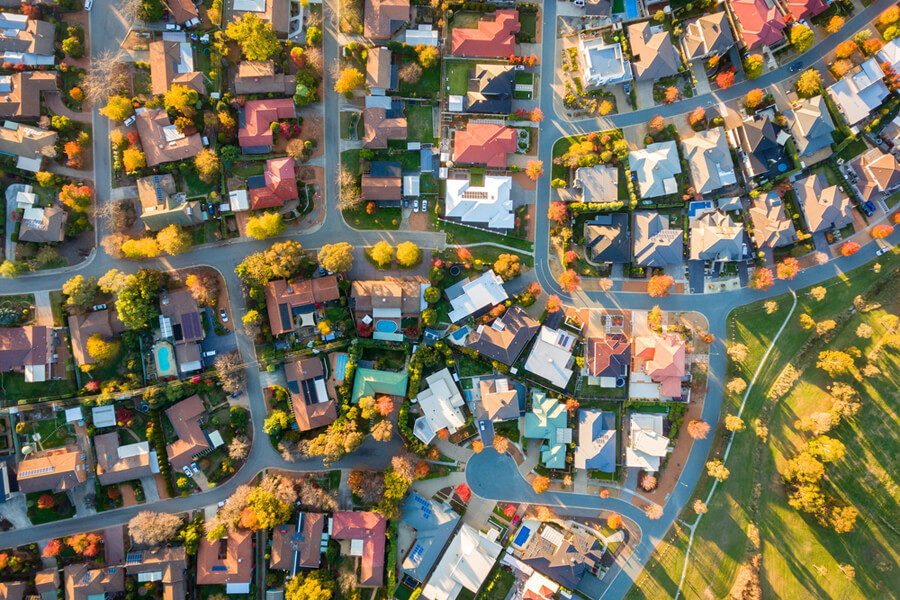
[234, 0, 290, 35]
[0, 18, 54, 56]
[94, 431, 154, 485]
[149, 41, 203, 96]
[364, 0, 409, 39]
[850, 147, 900, 202]
[366, 47, 393, 90]
[795, 173, 853, 232]
[64, 564, 124, 600]
[0, 123, 56, 161]
[164, 0, 199, 24]
[351, 280, 422, 316]
[748, 192, 797, 248]
[125, 547, 187, 600]
[479, 378, 519, 421]
[363, 106, 407, 149]
[18, 206, 66, 243]
[466, 306, 539, 365]
[0, 325, 50, 373]
[586, 333, 630, 378]
[165, 395, 209, 469]
[135, 108, 203, 167]
[271, 513, 326, 570]
[197, 531, 253, 585]
[160, 288, 203, 343]
[35, 569, 59, 595]
[264, 276, 341, 336]
[452, 122, 516, 167]
[270, 524, 296, 570]
[285, 357, 336, 431]
[332, 512, 387, 587]
[361, 174, 402, 200]
[17, 445, 88, 493]
[69, 308, 126, 367]
[628, 21, 680, 81]
[0, 71, 56, 118]
[0, 582, 26, 600]
[234, 61, 294, 95]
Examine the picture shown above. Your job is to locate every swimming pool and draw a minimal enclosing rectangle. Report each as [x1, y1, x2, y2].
[624, 0, 638, 19]
[374, 320, 399, 333]
[154, 342, 178, 378]
[334, 353, 349, 382]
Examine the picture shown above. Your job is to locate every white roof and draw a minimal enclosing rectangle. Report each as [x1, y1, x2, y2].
[65, 407, 83, 423]
[117, 441, 150, 459]
[209, 429, 224, 448]
[415, 368, 465, 438]
[827, 58, 890, 125]
[404, 24, 440, 46]
[229, 189, 250, 212]
[878, 39, 900, 73]
[226, 583, 252, 594]
[422, 524, 502, 600]
[232, 0, 265, 11]
[24, 363, 46, 383]
[15, 155, 41, 172]
[15, 190, 35, 208]
[447, 270, 508, 323]
[625, 412, 669, 470]
[578, 35, 632, 87]
[524, 327, 575, 389]
[448, 95, 464, 112]
[413, 415, 437, 443]
[403, 175, 420, 197]
[445, 176, 514, 229]
[91, 405, 116, 428]
[629, 140, 682, 198]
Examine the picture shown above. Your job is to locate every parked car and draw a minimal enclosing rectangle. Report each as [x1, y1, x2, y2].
[413, 200, 420, 212]
[220, 308, 228, 323]
[84, 0, 93, 10]
[92, 304, 107, 311]
[422, 199, 428, 213]
[190, 462, 200, 475]
[182, 466, 192, 478]
[202, 350, 216, 358]
[876, 246, 890, 256]
[124, 115, 136, 127]
[863, 200, 877, 216]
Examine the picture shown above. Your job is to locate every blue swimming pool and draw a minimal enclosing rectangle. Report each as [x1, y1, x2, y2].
[625, 0, 638, 19]
[335, 353, 349, 382]
[154, 343, 178, 377]
[158, 346, 171, 371]
[513, 526, 531, 547]
[374, 320, 398, 333]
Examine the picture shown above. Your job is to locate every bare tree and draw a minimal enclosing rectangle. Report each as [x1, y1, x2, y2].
[83, 49, 129, 104]
[128, 511, 183, 545]
[228, 436, 250, 461]
[214, 352, 245, 395]
[116, 0, 143, 25]
[339, 168, 362, 209]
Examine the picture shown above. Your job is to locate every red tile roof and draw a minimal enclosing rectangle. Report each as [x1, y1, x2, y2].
[165, 395, 209, 470]
[331, 512, 387, 587]
[197, 531, 253, 586]
[633, 334, 685, 398]
[265, 276, 341, 336]
[238, 99, 296, 148]
[452, 123, 516, 167]
[451, 10, 520, 58]
[250, 157, 298, 209]
[731, 0, 786, 48]
[586, 333, 630, 378]
[784, 0, 829, 19]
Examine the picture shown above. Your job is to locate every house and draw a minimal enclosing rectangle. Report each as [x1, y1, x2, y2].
[476, 377, 522, 422]
[35, 569, 59, 600]
[165, 395, 211, 470]
[0, 71, 56, 118]
[573, 164, 619, 203]
[164, 0, 200, 26]
[784, 96, 836, 156]
[584, 213, 630, 264]
[351, 279, 425, 324]
[64, 564, 124, 600]
[92, 405, 116, 429]
[732, 116, 786, 179]
[350, 367, 409, 404]
[364, 0, 410, 40]
[452, 122, 516, 168]
[16, 445, 88, 493]
[878, 37, 900, 72]
[690, 210, 744, 261]
[586, 333, 630, 379]
[445, 175, 513, 229]
[524, 391, 570, 468]
[413, 368, 466, 443]
[633, 211, 683, 267]
[625, 412, 669, 470]
[729, 0, 786, 48]
[577, 36, 632, 88]
[682, 128, 737, 195]
[94, 432, 154, 485]
[516, 522, 604, 590]
[748, 191, 797, 248]
[629, 141, 681, 198]
[159, 288, 203, 374]
[783, 0, 829, 19]
[149, 39, 203, 96]
[628, 22, 680, 81]
[232, 0, 290, 35]
[363, 99, 407, 149]
[405, 23, 439, 46]
[574, 409, 617, 472]
[366, 47, 397, 93]
[238, 98, 296, 151]
[465, 64, 514, 114]
[445, 270, 508, 323]
[451, 10, 520, 58]
[0, 122, 56, 172]
[18, 205, 66, 243]
[795, 173, 853, 232]
[234, 60, 295, 95]
[681, 12, 734, 60]
[521, 572, 559, 600]
[466, 305, 539, 365]
[270, 512, 327, 575]
[632, 333, 686, 399]
[0, 14, 54, 66]
[0, 325, 53, 382]
[826, 58, 890, 125]
[264, 276, 341, 336]
[331, 511, 387, 587]
[400, 492, 461, 585]
[422, 524, 502, 600]
[284, 357, 336, 431]
[197, 531, 253, 593]
[136, 174, 203, 231]
[124, 546, 187, 600]
[850, 147, 900, 202]
[524, 327, 576, 390]
[135, 108, 203, 167]
[362, 161, 402, 204]
[249, 156, 298, 209]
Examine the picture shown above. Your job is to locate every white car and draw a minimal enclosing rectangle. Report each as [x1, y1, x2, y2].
[182, 466, 192, 478]
[875, 246, 889, 256]
[413, 200, 420, 212]
[190, 462, 200, 475]
[422, 199, 428, 213]
[220, 308, 229, 323]
[84, 0, 93, 9]
[123, 115, 136, 127]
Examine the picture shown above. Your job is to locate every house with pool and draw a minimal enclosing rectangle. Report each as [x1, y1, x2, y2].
[264, 276, 341, 337]
[154, 288, 204, 378]
[350, 279, 428, 341]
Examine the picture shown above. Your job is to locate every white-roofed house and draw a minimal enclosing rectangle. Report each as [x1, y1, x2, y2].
[826, 58, 890, 126]
[878, 37, 900, 73]
[624, 412, 670, 471]
[445, 270, 508, 323]
[577, 35, 632, 88]
[629, 141, 681, 198]
[421, 524, 502, 600]
[444, 176, 513, 230]
[413, 368, 466, 443]
[524, 326, 576, 389]
[91, 405, 117, 429]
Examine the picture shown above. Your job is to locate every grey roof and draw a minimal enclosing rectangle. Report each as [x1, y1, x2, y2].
[466, 64, 513, 114]
[717, 196, 744, 211]
[628, 21, 680, 81]
[585, 213, 630, 263]
[574, 409, 617, 471]
[748, 191, 797, 248]
[573, 164, 619, 203]
[690, 210, 744, 261]
[682, 128, 737, 195]
[466, 306, 540, 365]
[826, 58, 890, 125]
[400, 492, 460, 584]
[795, 173, 853, 232]
[629, 140, 681, 199]
[785, 96, 836, 156]
[739, 116, 783, 177]
[633, 211, 683, 266]
[682, 11, 734, 59]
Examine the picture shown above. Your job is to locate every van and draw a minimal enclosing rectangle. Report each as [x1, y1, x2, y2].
[202, 350, 217, 358]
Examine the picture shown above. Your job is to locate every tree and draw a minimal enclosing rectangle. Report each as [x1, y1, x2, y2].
[62, 35, 83, 58]
[826, 15, 845, 33]
[716, 68, 735, 89]
[547, 201, 568, 222]
[399, 62, 422, 84]
[645, 505, 663, 520]
[215, 353, 245, 395]
[472, 440, 484, 453]
[880, 5, 900, 26]
[688, 106, 706, 126]
[128, 511, 183, 545]
[63, 275, 99, 307]
[647, 275, 674, 297]
[559, 269, 581, 292]
[194, 149, 221, 183]
[264, 240, 307, 279]
[86, 334, 120, 366]
[416, 44, 440, 68]
[784, 452, 825, 483]
[37, 494, 55, 509]
[855, 322, 874, 339]
[526, 160, 544, 181]
[790, 24, 814, 52]
[121, 237, 160, 259]
[306, 419, 365, 465]
[305, 25, 322, 45]
[156, 225, 192, 255]
[164, 84, 199, 116]
[872, 224, 893, 238]
[835, 40, 857, 59]
[816, 350, 856, 378]
[776, 257, 800, 280]
[744, 54, 763, 79]
[424, 286, 441, 304]
[724, 414, 745, 432]
[545, 295, 562, 313]
[228, 436, 250, 461]
[492, 435, 509, 454]
[493, 254, 521, 281]
[796, 69, 822, 96]
[532, 475, 549, 494]
[286, 568, 335, 600]
[706, 459, 730, 481]
[607, 513, 623, 529]
[530, 107, 544, 122]
[264, 410, 292, 435]
[422, 308, 437, 327]
[799, 313, 815, 330]
[369, 241, 394, 267]
[829, 505, 859, 533]
[396, 241, 421, 267]
[334, 67, 365, 94]
[318, 242, 354, 273]
[745, 88, 764, 109]
[42, 539, 62, 558]
[371, 419, 392, 442]
[664, 86, 680, 103]
[225, 13, 280, 60]
[246, 212, 285, 240]
[647, 114, 665, 134]
[693, 499, 708, 515]
[840, 241, 860, 256]
[100, 95, 135, 121]
[455, 484, 471, 503]
[749, 267, 775, 291]
[185, 273, 219, 308]
[121, 147, 146, 173]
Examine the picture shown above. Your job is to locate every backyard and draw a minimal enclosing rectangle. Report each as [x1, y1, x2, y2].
[405, 105, 436, 143]
[445, 60, 474, 96]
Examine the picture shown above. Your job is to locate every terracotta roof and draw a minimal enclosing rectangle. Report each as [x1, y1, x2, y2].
[351, 280, 422, 315]
[249, 156, 298, 209]
[271, 513, 326, 570]
[364, 0, 410, 39]
[285, 357, 337, 431]
[69, 308, 126, 367]
[586, 333, 630, 378]
[165, 395, 209, 470]
[264, 276, 341, 336]
[163, 0, 199, 24]
[366, 46, 394, 90]
[234, 61, 294, 95]
[124, 547, 187, 600]
[784, 0, 829, 19]
[135, 108, 203, 167]
[149, 40, 203, 96]
[94, 431, 154, 485]
[851, 147, 900, 202]
[197, 531, 253, 586]
[730, 0, 786, 48]
[361, 174, 402, 200]
[0, 325, 49, 373]
[238, 98, 296, 148]
[332, 512, 387, 587]
[451, 10, 520, 58]
[748, 192, 797, 248]
[0, 71, 56, 118]
[633, 333, 685, 398]
[363, 106, 407, 149]
[65, 564, 124, 600]
[452, 123, 516, 167]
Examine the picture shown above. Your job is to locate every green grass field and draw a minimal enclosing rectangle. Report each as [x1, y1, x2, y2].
[405, 105, 435, 143]
[626, 248, 900, 600]
[445, 60, 473, 96]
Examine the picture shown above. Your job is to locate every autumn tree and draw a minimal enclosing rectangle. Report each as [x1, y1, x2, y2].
[559, 269, 581, 292]
[796, 69, 822, 96]
[229, 436, 250, 461]
[816, 350, 856, 378]
[871, 224, 893, 238]
[286, 569, 335, 600]
[724, 414, 746, 432]
[245, 212, 285, 240]
[764, 300, 779, 314]
[835, 40, 857, 59]
[648, 114, 665, 133]
[749, 267, 775, 291]
[840, 241, 860, 256]
[664, 86, 680, 103]
[100, 95, 135, 121]
[744, 54, 763, 79]
[195, 149, 221, 183]
[396, 241, 421, 267]
[186, 273, 219, 307]
[645, 505, 663, 520]
[318, 242, 354, 273]
[416, 44, 440, 68]
[493, 254, 522, 281]
[86, 334, 120, 366]
[128, 511, 183, 545]
[790, 24, 814, 52]
[647, 275, 674, 297]
[745, 88, 764, 109]
[688, 106, 706, 126]
[825, 15, 845, 33]
[565, 398, 580, 415]
[225, 13, 280, 60]
[334, 67, 365, 94]
[716, 68, 735, 89]
[472, 440, 484, 453]
[215, 352, 245, 395]
[776, 257, 800, 280]
[548, 201, 568, 222]
[532, 475, 550, 494]
[371, 419, 392, 442]
[706, 459, 730, 481]
[693, 499, 708, 515]
[156, 225, 192, 255]
[607, 514, 623, 529]
[727, 343, 748, 362]
[306, 419, 365, 465]
[493, 436, 509, 454]
[369, 241, 394, 267]
[526, 160, 544, 181]
[530, 108, 544, 122]
[545, 295, 562, 313]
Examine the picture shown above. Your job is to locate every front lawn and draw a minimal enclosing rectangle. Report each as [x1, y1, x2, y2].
[405, 105, 436, 143]
[400, 66, 440, 99]
[26, 491, 75, 524]
[342, 205, 400, 230]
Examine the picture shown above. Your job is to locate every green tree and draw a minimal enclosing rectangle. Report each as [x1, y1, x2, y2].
[139, 0, 166, 22]
[264, 240, 306, 279]
[225, 14, 280, 61]
[305, 26, 322, 45]
[62, 275, 100, 307]
[164, 84, 199, 115]
[422, 308, 437, 326]
[416, 44, 440, 68]
[263, 410, 292, 435]
[369, 241, 394, 267]
[100, 95, 135, 122]
[62, 36, 83, 58]
[86, 334, 120, 366]
[235, 252, 274, 288]
[424, 286, 441, 304]
[115, 270, 163, 330]
[790, 24, 815, 52]
[396, 241, 421, 267]
[317, 242, 354, 273]
[246, 212, 285, 240]
[156, 225, 192, 255]
[285, 569, 335, 600]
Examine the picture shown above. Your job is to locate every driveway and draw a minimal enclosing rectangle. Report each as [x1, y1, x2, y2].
[34, 290, 53, 326]
[634, 81, 655, 110]
[687, 260, 705, 294]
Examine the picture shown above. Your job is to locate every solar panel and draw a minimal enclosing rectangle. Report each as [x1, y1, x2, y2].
[287, 381, 300, 394]
[211, 565, 228, 572]
[181, 312, 202, 339]
[126, 552, 143, 565]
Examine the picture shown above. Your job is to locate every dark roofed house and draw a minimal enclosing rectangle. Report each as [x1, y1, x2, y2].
[0, 14, 54, 65]
[399, 492, 461, 585]
[248, 157, 298, 210]
[234, 60, 295, 95]
[160, 289, 203, 344]
[465, 64, 514, 114]
[633, 211, 683, 266]
[519, 523, 605, 590]
[681, 11, 733, 60]
[735, 115, 786, 179]
[466, 306, 539, 365]
[451, 10, 520, 58]
[18, 205, 66, 243]
[64, 564, 125, 600]
[784, 96, 836, 157]
[586, 333, 630, 378]
[285, 357, 336, 431]
[796, 173, 853, 232]
[748, 192, 797, 248]
[0, 71, 56, 118]
[197, 531, 253, 593]
[362, 161, 402, 204]
[574, 409, 617, 471]
[238, 98, 296, 152]
[332, 511, 387, 587]
[350, 279, 423, 321]
[584, 213, 629, 264]
[264, 276, 341, 336]
[271, 512, 326, 575]
[628, 21, 680, 81]
[850, 147, 900, 202]
[364, 0, 410, 40]
[124, 546, 187, 600]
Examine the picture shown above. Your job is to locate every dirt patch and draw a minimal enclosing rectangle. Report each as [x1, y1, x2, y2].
[120, 483, 138, 507]
[512, 171, 536, 191]
[408, 210, 431, 231]
[155, 474, 171, 500]
[300, 112, 324, 160]
[294, 166, 325, 230]
[234, 210, 252, 237]
[621, 280, 685, 294]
